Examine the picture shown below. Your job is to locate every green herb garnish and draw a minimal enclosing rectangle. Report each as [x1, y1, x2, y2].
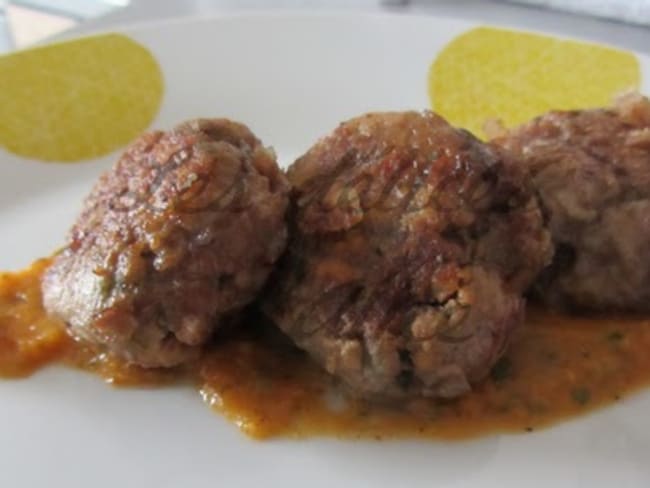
[571, 387, 591, 406]
[607, 331, 624, 342]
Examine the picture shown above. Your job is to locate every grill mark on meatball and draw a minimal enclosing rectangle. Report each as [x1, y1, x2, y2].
[295, 150, 359, 209]
[109, 146, 195, 214]
[371, 150, 420, 212]
[117, 144, 260, 217]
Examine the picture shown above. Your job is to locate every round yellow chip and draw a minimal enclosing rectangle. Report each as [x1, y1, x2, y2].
[0, 33, 163, 162]
[429, 27, 641, 138]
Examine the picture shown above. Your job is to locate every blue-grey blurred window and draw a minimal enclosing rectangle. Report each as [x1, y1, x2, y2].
[1, 0, 128, 53]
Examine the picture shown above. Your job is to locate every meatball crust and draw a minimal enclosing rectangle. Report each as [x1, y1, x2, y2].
[492, 92, 650, 311]
[42, 119, 290, 367]
[265, 111, 552, 399]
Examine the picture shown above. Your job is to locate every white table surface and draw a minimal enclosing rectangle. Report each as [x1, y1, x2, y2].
[63, 0, 649, 54]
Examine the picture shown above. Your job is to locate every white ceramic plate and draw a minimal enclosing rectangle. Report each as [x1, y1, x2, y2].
[1, 13, 649, 488]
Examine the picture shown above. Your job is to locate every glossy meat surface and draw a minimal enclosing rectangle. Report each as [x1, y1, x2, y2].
[43, 119, 290, 366]
[266, 111, 552, 399]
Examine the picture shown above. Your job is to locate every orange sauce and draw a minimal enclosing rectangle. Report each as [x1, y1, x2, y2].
[0, 259, 189, 386]
[2, 259, 650, 440]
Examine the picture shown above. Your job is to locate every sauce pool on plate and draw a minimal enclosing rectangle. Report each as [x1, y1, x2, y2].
[2, 259, 650, 440]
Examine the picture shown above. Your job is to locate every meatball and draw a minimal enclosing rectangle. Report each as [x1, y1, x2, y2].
[492, 92, 650, 311]
[264, 111, 552, 399]
[42, 119, 290, 367]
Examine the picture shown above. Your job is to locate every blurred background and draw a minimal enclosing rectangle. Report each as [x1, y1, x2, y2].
[0, 0, 648, 54]
[0, 0, 122, 50]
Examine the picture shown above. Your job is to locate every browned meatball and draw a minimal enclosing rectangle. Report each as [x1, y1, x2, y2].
[264, 111, 552, 399]
[492, 92, 650, 311]
[42, 119, 290, 367]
